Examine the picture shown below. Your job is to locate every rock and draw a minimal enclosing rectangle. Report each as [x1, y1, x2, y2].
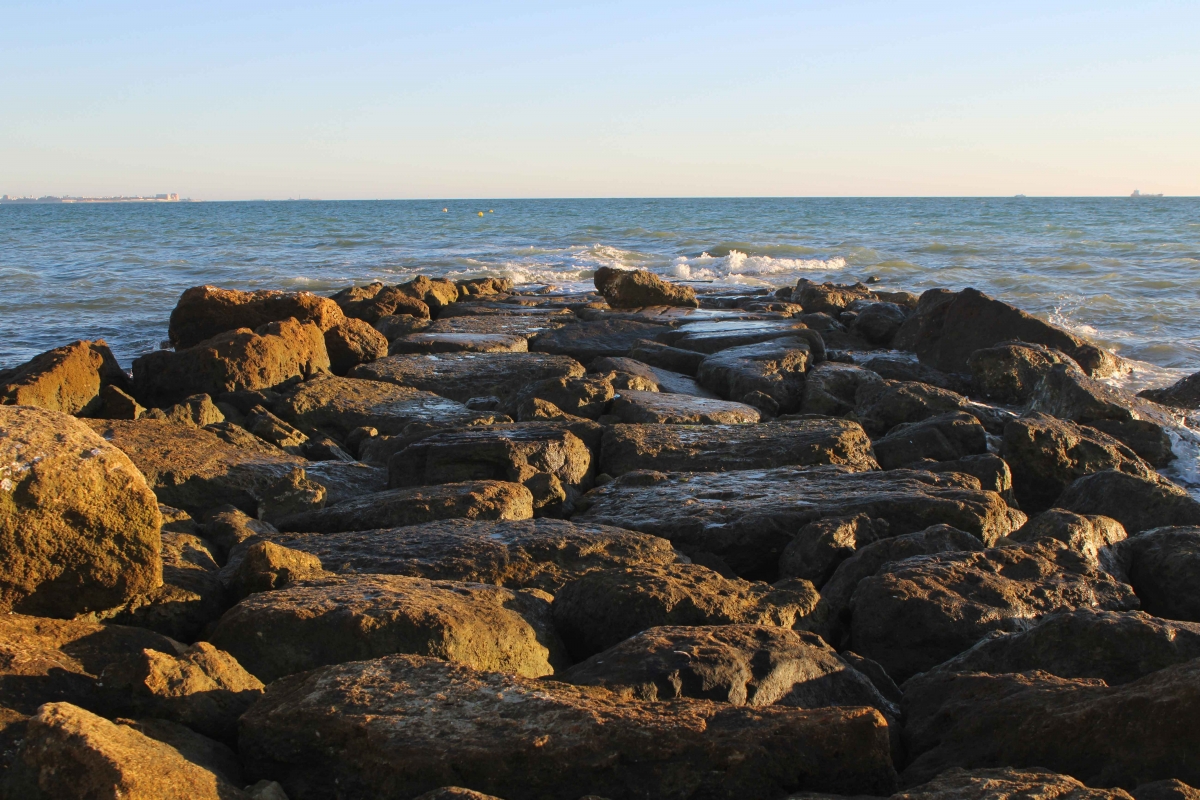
[893, 767, 1135, 800]
[0, 406, 161, 616]
[1029, 364, 1176, 465]
[871, 411, 988, 470]
[415, 789, 504, 800]
[425, 313, 566, 339]
[352, 352, 584, 404]
[1010, 509, 1127, 563]
[848, 539, 1139, 682]
[506, 374, 618, 420]
[388, 424, 592, 513]
[923, 609, 1200, 686]
[399, 275, 460, 314]
[901, 660, 1200, 786]
[968, 340, 1080, 404]
[118, 717, 244, 788]
[168, 285, 344, 349]
[550, 563, 819, 659]
[574, 465, 1022, 578]
[1139, 371, 1200, 410]
[1056, 471, 1200, 534]
[697, 337, 814, 412]
[811, 525, 988, 647]
[200, 507, 277, 561]
[209, 574, 564, 682]
[858, 354, 970, 395]
[1002, 413, 1156, 512]
[274, 480, 533, 533]
[108, 529, 226, 641]
[0, 340, 130, 416]
[388, 332, 529, 355]
[144, 394, 226, 427]
[920, 453, 1016, 505]
[599, 419, 877, 476]
[801, 362, 885, 417]
[593, 267, 699, 308]
[792, 280, 876, 314]
[849, 302, 907, 347]
[629, 339, 708, 375]
[2, 702, 249, 800]
[98, 384, 146, 419]
[243, 407, 308, 455]
[239, 655, 897, 800]
[658, 320, 819, 354]
[330, 281, 431, 323]
[274, 375, 497, 437]
[1109, 527, 1200, 622]
[588, 357, 719, 398]
[1134, 780, 1200, 800]
[607, 390, 761, 424]
[256, 467, 326, 523]
[530, 319, 672, 363]
[902, 287, 1123, 378]
[323, 318, 388, 375]
[456, 277, 514, 298]
[221, 539, 326, 600]
[853, 380, 970, 437]
[374, 313, 431, 339]
[133, 320, 330, 405]
[98, 642, 263, 743]
[778, 514, 891, 588]
[266, 518, 678, 592]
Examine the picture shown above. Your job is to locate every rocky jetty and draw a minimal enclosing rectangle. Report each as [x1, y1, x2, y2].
[1, 268, 1198, 799]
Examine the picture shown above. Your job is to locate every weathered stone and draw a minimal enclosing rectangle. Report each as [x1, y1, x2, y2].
[854, 380, 970, 437]
[439, 301, 575, 319]
[778, 514, 891, 588]
[267, 518, 678, 592]
[352, 352, 584, 404]
[858, 353, 970, 395]
[575, 465, 1022, 578]
[593, 267, 698, 308]
[220, 539, 326, 600]
[629, 339, 708, 375]
[1134, 780, 1200, 800]
[424, 313, 566, 339]
[1139, 371, 1200, 410]
[599, 419, 877, 476]
[1010, 509, 1127, 563]
[323, 317, 388, 375]
[801, 362, 885, 417]
[414, 789, 503, 800]
[530, 319, 672, 363]
[243, 407, 308, 455]
[919, 453, 1016, 505]
[330, 281, 431, 323]
[134, 320, 330, 405]
[1109, 527, 1200, 623]
[256, 467, 326, 523]
[607, 390, 761, 424]
[792, 280, 876, 314]
[399, 275, 460, 314]
[456, 277, 514, 298]
[848, 539, 1139, 682]
[901, 660, 1200, 786]
[968, 341, 1079, 404]
[389, 332, 528, 355]
[0, 340, 130, 416]
[588, 356, 719, 398]
[374, 313, 431, 339]
[109, 529, 225, 641]
[849, 302, 907, 346]
[210, 574, 564, 682]
[275, 480, 533, 533]
[892, 767, 1135, 800]
[506, 374, 617, 420]
[1002, 413, 1156, 512]
[3, 702, 249, 800]
[0, 406, 161, 616]
[117, 717, 244, 789]
[1056, 470, 1200, 534]
[924, 609, 1200, 686]
[872, 411, 987, 470]
[551, 563, 819, 658]
[98, 384, 146, 419]
[144, 394, 226, 427]
[658, 320, 817, 354]
[1030, 364, 1176, 465]
[697, 337, 814, 412]
[239, 654, 897, 800]
[168, 285, 344, 349]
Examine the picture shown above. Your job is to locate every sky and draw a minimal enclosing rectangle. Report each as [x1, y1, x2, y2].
[1, 1, 1197, 199]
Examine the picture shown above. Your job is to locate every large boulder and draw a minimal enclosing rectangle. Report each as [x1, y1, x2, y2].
[0, 406, 161, 616]
[574, 465, 1023, 578]
[853, 380, 971, 437]
[606, 390, 761, 424]
[593, 267, 699, 308]
[330, 281, 431, 323]
[133, 319, 330, 405]
[901, 660, 1200, 786]
[1056, 471, 1200, 534]
[352, 352, 584, 404]
[550, 563, 819, 659]
[239, 655, 897, 800]
[922, 610, 1200, 686]
[505, 374, 619, 420]
[849, 302, 908, 347]
[168, 285, 345, 349]
[968, 340, 1080, 404]
[0, 340, 130, 416]
[658, 320, 818, 355]
[629, 339, 708, 375]
[599, 419, 877, 476]
[530, 319, 672, 363]
[800, 362, 884, 417]
[893, 767, 1136, 800]
[1109, 527, 1200, 622]
[697, 337, 815, 413]
[209, 574, 564, 683]
[323, 317, 388, 375]
[847, 539, 1139, 682]
[777, 514, 891, 588]
[1002, 413, 1156, 511]
[791, 279, 876, 314]
[871, 411, 988, 470]
[1009, 508, 1127, 563]
[1139, 371, 1200, 410]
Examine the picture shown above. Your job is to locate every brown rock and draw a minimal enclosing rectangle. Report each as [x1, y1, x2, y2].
[1134, 780, 1200, 800]
[1109, 527, 1200, 623]
[0, 340, 130, 416]
[871, 411, 988, 470]
[144, 394, 226, 427]
[791, 280, 876, 314]
[98, 384, 146, 419]
[1056, 470, 1200, 534]
[1010, 509, 1127, 563]
[506, 374, 617, 420]
[117, 717, 244, 788]
[168, 285, 345, 349]
[658, 319, 819, 354]
[778, 514, 891, 588]
[256, 467, 326, 524]
[919, 453, 1017, 506]
[221, 539, 326, 600]
[859, 353, 970, 394]
[109, 529, 226, 641]
[894, 767, 1134, 800]
[0, 406, 162, 616]
[353, 352, 584, 404]
[239, 655, 897, 800]
[415, 788, 504, 800]
[853, 379, 970, 437]
[210, 574, 564, 682]
[331, 282, 432, 323]
[530, 318, 672, 363]
[456, 277, 514, 298]
[607, 390, 761, 424]
[697, 337, 815, 413]
[801, 362, 885, 417]
[1139, 371, 1200, 410]
[242, 408, 308, 455]
[323, 317, 388, 375]
[593, 267, 698, 308]
[389, 332, 528, 354]
[400, 275, 460, 313]
[629, 338, 708, 375]
[968, 340, 1080, 404]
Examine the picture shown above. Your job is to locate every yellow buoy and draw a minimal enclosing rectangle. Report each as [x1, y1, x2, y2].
[478, 211, 484, 217]
[442, 208, 448, 212]
[489, 209, 494, 213]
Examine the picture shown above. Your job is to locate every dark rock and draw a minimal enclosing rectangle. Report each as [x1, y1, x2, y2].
[331, 281, 431, 323]
[872, 411, 988, 470]
[893, 767, 1135, 800]
[373, 313, 431, 339]
[853, 380, 970, 437]
[968, 340, 1079, 404]
[220, 538, 326, 600]
[1139, 371, 1200, 410]
[849, 302, 907, 346]
[838, 651, 903, 704]
[1134, 780, 1200, 800]
[323, 317, 388, 375]
[1010, 509, 1127, 563]
[1056, 470, 1200, 534]
[588, 357, 720, 398]
[778, 514, 891, 587]
[920, 453, 1016, 505]
[389, 332, 529, 355]
[792, 280, 876, 314]
[352, 352, 585, 404]
[697, 337, 815, 412]
[658, 320, 818, 354]
[848, 539, 1139, 682]
[456, 277, 514, 298]
[144, 393, 226, 427]
[1110, 527, 1200, 622]
[168, 285, 345, 350]
[607, 390, 761, 424]
[0, 339, 130, 416]
[629, 339, 708, 375]
[256, 467, 326, 523]
[109, 529, 226, 641]
[530, 319, 672, 363]
[239, 654, 897, 800]
[801, 362, 885, 417]
[858, 354, 969, 394]
[98, 384, 146, 419]
[505, 374, 621, 420]
[593, 267, 698, 308]
[118, 717, 244, 788]
[210, 574, 564, 682]
[243, 407, 308, 455]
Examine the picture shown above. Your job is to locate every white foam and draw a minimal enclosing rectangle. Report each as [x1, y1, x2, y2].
[670, 249, 847, 283]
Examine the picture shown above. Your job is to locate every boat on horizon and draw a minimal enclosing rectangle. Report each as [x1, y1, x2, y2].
[1130, 189, 1164, 198]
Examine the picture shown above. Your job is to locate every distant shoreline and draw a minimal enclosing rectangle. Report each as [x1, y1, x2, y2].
[0, 194, 190, 205]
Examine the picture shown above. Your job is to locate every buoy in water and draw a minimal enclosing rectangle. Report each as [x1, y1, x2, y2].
[489, 210, 494, 213]
[442, 208, 448, 212]
[478, 211, 484, 217]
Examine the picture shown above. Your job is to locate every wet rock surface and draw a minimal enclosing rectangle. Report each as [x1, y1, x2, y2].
[607, 389, 762, 424]
[0, 339, 130, 415]
[594, 267, 699, 308]
[353, 351, 585, 403]
[1109, 527, 1200, 622]
[1056, 470, 1200, 533]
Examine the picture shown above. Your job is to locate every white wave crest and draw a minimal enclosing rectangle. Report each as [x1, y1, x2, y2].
[670, 249, 847, 281]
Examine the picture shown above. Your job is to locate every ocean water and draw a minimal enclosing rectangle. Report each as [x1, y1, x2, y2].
[2, 198, 1198, 386]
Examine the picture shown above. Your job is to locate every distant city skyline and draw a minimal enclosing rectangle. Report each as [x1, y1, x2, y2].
[2, 1, 1197, 200]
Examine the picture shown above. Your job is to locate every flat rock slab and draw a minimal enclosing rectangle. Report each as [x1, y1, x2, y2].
[574, 465, 1023, 578]
[424, 315, 567, 338]
[267, 518, 679, 593]
[275, 480, 533, 533]
[352, 353, 585, 403]
[209, 574, 564, 683]
[530, 319, 673, 363]
[658, 320, 814, 354]
[275, 375, 498, 437]
[608, 390, 761, 424]
[239, 655, 898, 800]
[388, 332, 528, 354]
[599, 419, 877, 476]
[438, 302, 576, 318]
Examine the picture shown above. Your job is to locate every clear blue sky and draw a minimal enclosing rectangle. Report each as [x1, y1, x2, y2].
[2, 1, 1197, 199]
